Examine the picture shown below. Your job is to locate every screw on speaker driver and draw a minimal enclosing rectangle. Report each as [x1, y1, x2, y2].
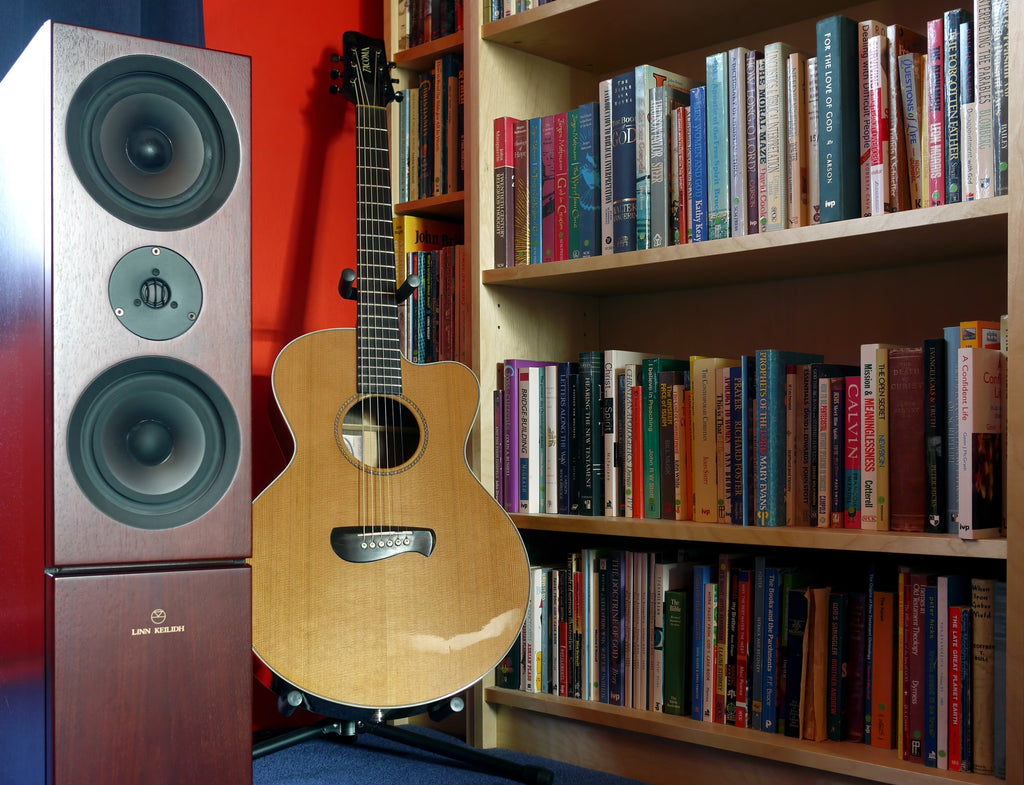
[66, 357, 242, 530]
[65, 54, 241, 231]
[108, 246, 203, 340]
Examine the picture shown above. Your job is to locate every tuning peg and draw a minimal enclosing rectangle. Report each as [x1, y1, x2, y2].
[394, 91, 404, 103]
[329, 84, 341, 94]
[330, 68, 342, 80]
[330, 52, 342, 62]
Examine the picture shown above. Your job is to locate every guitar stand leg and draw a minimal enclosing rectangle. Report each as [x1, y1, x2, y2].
[363, 722, 554, 785]
[253, 718, 356, 759]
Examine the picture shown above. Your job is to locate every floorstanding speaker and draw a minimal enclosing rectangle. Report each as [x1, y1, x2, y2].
[0, 22, 252, 785]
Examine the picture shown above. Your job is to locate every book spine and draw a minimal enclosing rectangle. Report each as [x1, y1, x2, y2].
[943, 9, 967, 204]
[762, 567, 780, 731]
[528, 117, 544, 263]
[859, 20, 886, 216]
[991, 0, 1008, 196]
[756, 59, 768, 232]
[541, 114, 556, 261]
[867, 34, 891, 215]
[960, 19, 977, 201]
[554, 112, 570, 261]
[706, 51, 731, 240]
[735, 570, 752, 727]
[512, 119, 530, 266]
[690, 86, 708, 242]
[827, 592, 848, 740]
[957, 347, 1004, 539]
[924, 338, 947, 532]
[729, 47, 749, 237]
[611, 73, 638, 252]
[786, 52, 807, 227]
[567, 108, 581, 258]
[745, 50, 763, 233]
[578, 102, 600, 256]
[763, 42, 792, 231]
[649, 87, 670, 248]
[598, 79, 615, 253]
[972, 0, 993, 198]
[871, 590, 897, 748]
[493, 116, 516, 268]
[926, 20, 945, 206]
[828, 377, 844, 527]
[806, 57, 821, 223]
[898, 53, 926, 208]
[817, 15, 861, 223]
[663, 589, 689, 715]
[844, 375, 861, 527]
[634, 69, 651, 250]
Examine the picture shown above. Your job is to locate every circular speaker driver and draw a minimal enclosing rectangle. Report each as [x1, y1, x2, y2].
[65, 54, 241, 231]
[67, 357, 241, 530]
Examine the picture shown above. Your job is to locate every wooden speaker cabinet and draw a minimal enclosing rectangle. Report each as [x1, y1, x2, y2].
[0, 22, 253, 784]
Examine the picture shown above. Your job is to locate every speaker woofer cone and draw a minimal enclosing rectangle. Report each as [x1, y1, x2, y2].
[68, 357, 241, 530]
[66, 55, 241, 231]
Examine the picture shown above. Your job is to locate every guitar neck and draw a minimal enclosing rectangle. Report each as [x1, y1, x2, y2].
[356, 103, 401, 396]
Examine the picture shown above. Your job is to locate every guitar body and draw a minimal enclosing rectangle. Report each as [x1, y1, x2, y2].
[251, 328, 529, 714]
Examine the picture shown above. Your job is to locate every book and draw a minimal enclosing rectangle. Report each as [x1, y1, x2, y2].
[553, 112, 570, 261]
[948, 603, 972, 771]
[576, 101, 600, 258]
[763, 42, 796, 231]
[745, 50, 764, 233]
[923, 338, 947, 533]
[897, 52, 927, 208]
[957, 347, 1003, 539]
[843, 374, 861, 527]
[643, 357, 689, 518]
[816, 15, 862, 223]
[973, 0, 994, 199]
[991, 0, 1008, 196]
[690, 356, 738, 522]
[782, 586, 808, 737]
[541, 114, 556, 261]
[493, 116, 517, 268]
[705, 51, 731, 240]
[926, 19, 945, 206]
[649, 86, 690, 249]
[611, 71, 638, 252]
[805, 56, 821, 224]
[729, 46, 750, 237]
[971, 577, 995, 775]
[860, 343, 898, 530]
[528, 117, 544, 263]
[598, 78, 615, 254]
[663, 588, 691, 715]
[870, 589, 897, 748]
[888, 346, 926, 532]
[801, 585, 831, 742]
[512, 119, 530, 265]
[959, 19, 976, 201]
[786, 51, 808, 227]
[689, 86, 709, 242]
[943, 8, 971, 204]
[754, 349, 823, 526]
[858, 20, 887, 216]
[867, 33, 890, 215]
[826, 591, 848, 740]
[886, 25, 927, 211]
[602, 350, 653, 517]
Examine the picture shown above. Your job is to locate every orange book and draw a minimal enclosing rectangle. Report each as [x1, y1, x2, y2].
[871, 590, 898, 748]
[959, 319, 1001, 349]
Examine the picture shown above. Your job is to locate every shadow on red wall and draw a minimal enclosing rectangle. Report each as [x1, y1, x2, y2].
[203, 0, 384, 733]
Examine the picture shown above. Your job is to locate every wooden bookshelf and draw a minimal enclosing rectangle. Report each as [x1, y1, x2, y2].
[386, 0, 1021, 783]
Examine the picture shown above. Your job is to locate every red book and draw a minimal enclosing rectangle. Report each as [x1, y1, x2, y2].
[926, 19, 945, 207]
[870, 590, 897, 749]
[844, 375, 862, 528]
[888, 346, 926, 531]
[553, 111, 570, 262]
[948, 604, 969, 771]
[493, 116, 517, 268]
[735, 568, 752, 728]
[512, 119, 530, 266]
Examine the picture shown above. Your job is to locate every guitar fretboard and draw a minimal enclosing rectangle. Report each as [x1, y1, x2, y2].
[356, 104, 401, 396]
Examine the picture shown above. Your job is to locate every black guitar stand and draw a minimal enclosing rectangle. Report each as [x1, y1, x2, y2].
[252, 697, 554, 785]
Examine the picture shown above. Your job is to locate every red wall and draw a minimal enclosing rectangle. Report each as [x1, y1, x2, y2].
[203, 0, 383, 729]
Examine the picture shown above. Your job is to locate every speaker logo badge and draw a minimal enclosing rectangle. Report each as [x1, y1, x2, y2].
[130, 608, 185, 637]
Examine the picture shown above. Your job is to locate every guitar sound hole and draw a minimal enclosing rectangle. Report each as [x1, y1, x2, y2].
[338, 395, 422, 471]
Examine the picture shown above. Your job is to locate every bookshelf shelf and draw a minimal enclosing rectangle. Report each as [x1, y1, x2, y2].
[394, 190, 465, 219]
[483, 197, 1009, 295]
[393, 29, 464, 71]
[484, 687, 994, 785]
[510, 514, 1008, 560]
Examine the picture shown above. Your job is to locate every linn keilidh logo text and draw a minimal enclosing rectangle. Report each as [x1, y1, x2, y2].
[131, 608, 185, 637]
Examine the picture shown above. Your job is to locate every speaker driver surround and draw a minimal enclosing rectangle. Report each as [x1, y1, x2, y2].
[65, 55, 241, 231]
[67, 357, 241, 530]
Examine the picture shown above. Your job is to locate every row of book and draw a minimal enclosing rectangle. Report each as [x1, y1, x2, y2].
[496, 548, 1008, 776]
[492, 5, 1009, 265]
[393, 215, 468, 364]
[395, 0, 463, 50]
[486, 0, 558, 23]
[494, 318, 1006, 539]
[395, 53, 464, 204]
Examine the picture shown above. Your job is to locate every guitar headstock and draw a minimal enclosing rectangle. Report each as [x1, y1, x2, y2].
[331, 31, 397, 109]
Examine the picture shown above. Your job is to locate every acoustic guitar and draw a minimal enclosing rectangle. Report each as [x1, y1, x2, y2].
[250, 32, 529, 719]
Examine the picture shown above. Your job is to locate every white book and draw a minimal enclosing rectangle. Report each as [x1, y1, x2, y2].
[897, 53, 926, 208]
[599, 78, 615, 254]
[786, 51, 807, 227]
[603, 350, 654, 516]
[806, 56, 821, 223]
[544, 364, 559, 514]
[974, 0, 994, 198]
[763, 42, 795, 231]
[960, 21, 978, 201]
[860, 343, 898, 529]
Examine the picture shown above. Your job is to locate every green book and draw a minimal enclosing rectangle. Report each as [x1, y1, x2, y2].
[643, 357, 689, 518]
[662, 588, 691, 715]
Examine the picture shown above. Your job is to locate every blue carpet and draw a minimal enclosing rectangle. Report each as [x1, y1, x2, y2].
[253, 724, 650, 785]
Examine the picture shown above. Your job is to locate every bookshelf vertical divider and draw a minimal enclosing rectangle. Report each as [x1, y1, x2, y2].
[386, 0, 1020, 783]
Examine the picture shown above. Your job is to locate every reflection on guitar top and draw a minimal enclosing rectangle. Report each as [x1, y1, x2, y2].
[330, 526, 436, 563]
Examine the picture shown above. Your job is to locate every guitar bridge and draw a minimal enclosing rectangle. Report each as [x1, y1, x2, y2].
[330, 527, 435, 563]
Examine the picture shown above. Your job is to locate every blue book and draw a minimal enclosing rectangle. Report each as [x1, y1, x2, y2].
[692, 563, 715, 719]
[762, 565, 783, 733]
[567, 108, 582, 258]
[556, 360, 579, 514]
[577, 101, 600, 257]
[689, 85, 709, 242]
[528, 117, 544, 263]
[607, 550, 627, 706]
[924, 583, 938, 767]
[611, 71, 638, 252]
[754, 349, 824, 526]
[705, 50, 731, 239]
